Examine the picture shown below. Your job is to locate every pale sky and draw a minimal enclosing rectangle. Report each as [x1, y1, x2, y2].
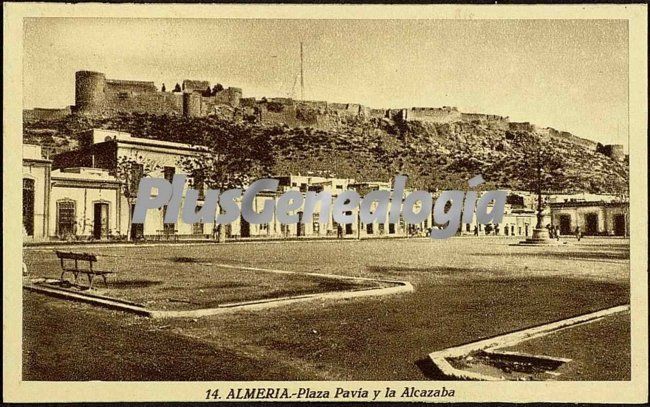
[24, 18, 629, 149]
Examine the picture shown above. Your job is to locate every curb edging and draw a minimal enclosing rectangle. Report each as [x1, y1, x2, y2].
[428, 304, 630, 380]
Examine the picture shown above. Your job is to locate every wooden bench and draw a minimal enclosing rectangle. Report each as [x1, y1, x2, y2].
[55, 251, 115, 289]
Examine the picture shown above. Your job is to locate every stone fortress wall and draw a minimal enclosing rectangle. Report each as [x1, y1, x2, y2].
[27, 70, 625, 161]
[73, 71, 242, 118]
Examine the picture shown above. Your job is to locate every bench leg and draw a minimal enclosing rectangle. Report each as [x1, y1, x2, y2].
[102, 274, 109, 288]
[73, 272, 80, 286]
[87, 273, 94, 290]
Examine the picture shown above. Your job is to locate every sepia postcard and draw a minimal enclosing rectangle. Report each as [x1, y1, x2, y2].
[3, 2, 648, 404]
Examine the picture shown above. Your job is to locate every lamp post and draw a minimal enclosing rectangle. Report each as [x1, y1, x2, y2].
[519, 140, 555, 245]
[535, 148, 545, 230]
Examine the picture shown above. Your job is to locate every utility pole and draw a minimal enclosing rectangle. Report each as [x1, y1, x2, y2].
[300, 42, 304, 100]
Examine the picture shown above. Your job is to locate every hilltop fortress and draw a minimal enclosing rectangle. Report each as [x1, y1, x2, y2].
[23, 70, 625, 161]
[72, 71, 242, 117]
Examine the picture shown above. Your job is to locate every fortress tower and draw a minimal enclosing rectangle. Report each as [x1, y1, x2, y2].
[75, 71, 107, 114]
[597, 144, 625, 161]
[183, 92, 202, 118]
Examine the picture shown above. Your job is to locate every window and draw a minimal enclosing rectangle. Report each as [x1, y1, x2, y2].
[57, 201, 76, 237]
[163, 166, 175, 183]
[23, 179, 35, 236]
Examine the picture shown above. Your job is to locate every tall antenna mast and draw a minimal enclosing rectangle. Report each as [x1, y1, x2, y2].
[300, 42, 304, 100]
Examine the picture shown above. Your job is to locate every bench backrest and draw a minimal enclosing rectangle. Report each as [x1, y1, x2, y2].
[55, 251, 97, 262]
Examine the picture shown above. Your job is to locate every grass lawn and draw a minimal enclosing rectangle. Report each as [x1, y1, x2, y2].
[502, 312, 631, 380]
[25, 249, 383, 310]
[23, 237, 630, 380]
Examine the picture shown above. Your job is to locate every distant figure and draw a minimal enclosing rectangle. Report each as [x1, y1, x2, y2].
[337, 224, 343, 239]
[555, 225, 560, 241]
[473, 225, 479, 236]
[494, 224, 500, 236]
[575, 226, 582, 241]
[547, 224, 554, 239]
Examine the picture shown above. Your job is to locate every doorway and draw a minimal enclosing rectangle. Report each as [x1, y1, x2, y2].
[585, 213, 599, 235]
[240, 216, 250, 238]
[296, 212, 305, 237]
[130, 204, 144, 240]
[344, 211, 353, 235]
[93, 203, 109, 239]
[559, 214, 572, 235]
[613, 214, 626, 236]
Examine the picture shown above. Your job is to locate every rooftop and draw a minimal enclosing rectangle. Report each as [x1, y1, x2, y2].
[87, 129, 207, 152]
[51, 167, 120, 183]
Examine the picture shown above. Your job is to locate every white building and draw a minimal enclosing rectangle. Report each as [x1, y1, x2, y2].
[549, 201, 629, 236]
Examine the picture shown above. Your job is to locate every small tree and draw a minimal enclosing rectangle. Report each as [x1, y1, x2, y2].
[112, 154, 160, 241]
[161, 83, 166, 92]
[213, 83, 224, 94]
[173, 83, 182, 93]
[180, 121, 275, 242]
[204, 86, 213, 97]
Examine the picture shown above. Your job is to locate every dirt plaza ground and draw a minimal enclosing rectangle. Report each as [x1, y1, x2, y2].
[23, 236, 630, 380]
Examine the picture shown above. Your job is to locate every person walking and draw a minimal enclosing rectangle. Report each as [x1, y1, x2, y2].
[555, 225, 561, 241]
[575, 225, 582, 242]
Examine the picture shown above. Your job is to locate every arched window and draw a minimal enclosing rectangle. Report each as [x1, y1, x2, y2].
[23, 178, 35, 236]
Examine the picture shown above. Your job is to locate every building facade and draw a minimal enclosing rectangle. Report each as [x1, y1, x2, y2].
[24, 129, 626, 242]
[549, 201, 629, 236]
[25, 130, 426, 242]
[22, 145, 51, 241]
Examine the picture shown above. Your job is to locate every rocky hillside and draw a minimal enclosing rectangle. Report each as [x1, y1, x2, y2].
[23, 113, 628, 194]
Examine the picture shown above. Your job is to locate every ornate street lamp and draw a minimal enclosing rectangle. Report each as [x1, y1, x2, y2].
[519, 138, 561, 245]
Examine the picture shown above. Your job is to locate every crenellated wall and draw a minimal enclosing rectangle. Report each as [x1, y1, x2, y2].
[407, 106, 462, 123]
